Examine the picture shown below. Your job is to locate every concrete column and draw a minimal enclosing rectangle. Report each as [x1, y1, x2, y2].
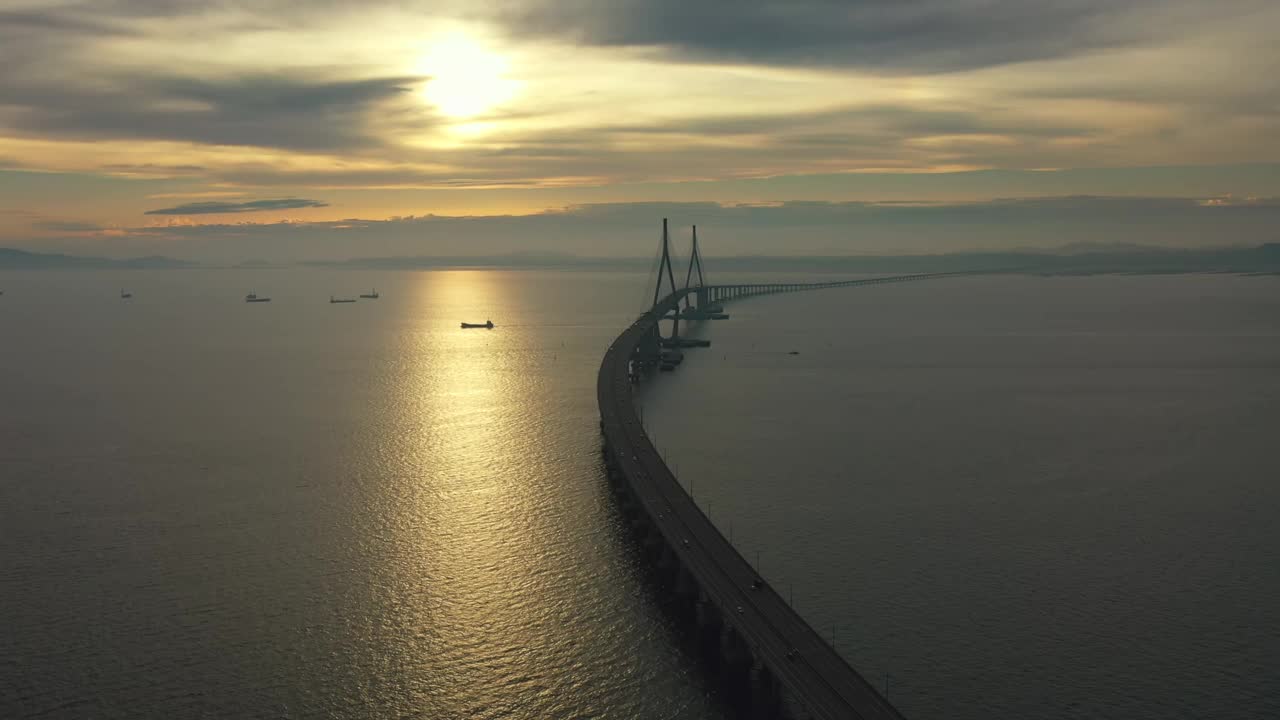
[722, 625, 752, 670]
[696, 600, 724, 655]
[641, 524, 664, 554]
[656, 541, 679, 573]
[748, 660, 784, 720]
[673, 566, 700, 608]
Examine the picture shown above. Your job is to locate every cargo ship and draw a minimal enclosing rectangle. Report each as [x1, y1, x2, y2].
[461, 320, 494, 329]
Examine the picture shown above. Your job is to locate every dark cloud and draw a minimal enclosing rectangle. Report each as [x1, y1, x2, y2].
[0, 8, 126, 35]
[0, 4, 428, 153]
[0, 7, 132, 76]
[144, 198, 330, 215]
[1, 73, 426, 151]
[497, 0, 1182, 73]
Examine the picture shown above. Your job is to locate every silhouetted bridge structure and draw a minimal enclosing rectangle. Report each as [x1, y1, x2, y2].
[599, 220, 952, 719]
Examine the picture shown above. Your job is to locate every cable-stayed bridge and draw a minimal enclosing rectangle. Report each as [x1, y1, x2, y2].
[599, 219, 954, 719]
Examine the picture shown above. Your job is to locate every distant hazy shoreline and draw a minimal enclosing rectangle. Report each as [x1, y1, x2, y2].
[2, 244, 1278, 275]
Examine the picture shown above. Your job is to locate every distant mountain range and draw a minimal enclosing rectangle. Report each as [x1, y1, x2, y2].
[4, 243, 1279, 274]
[0, 248, 193, 269]
[319, 243, 1280, 274]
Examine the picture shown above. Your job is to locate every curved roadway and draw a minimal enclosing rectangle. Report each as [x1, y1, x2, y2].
[598, 277, 943, 719]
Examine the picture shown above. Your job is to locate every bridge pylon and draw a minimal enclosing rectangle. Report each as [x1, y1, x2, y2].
[683, 224, 707, 313]
[678, 224, 725, 320]
[651, 218, 680, 341]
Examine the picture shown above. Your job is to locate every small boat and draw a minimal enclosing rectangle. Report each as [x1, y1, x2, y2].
[245, 292, 271, 303]
[120, 289, 133, 299]
[359, 289, 379, 299]
[461, 320, 494, 329]
[329, 296, 356, 304]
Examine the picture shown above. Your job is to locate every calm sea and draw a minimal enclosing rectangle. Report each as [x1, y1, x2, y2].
[0, 269, 728, 719]
[641, 272, 1280, 720]
[2, 269, 1277, 719]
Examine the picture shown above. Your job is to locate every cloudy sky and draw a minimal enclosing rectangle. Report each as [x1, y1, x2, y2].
[2, 0, 1278, 260]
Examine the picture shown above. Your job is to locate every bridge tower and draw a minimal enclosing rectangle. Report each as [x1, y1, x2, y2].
[683, 224, 707, 313]
[651, 218, 681, 341]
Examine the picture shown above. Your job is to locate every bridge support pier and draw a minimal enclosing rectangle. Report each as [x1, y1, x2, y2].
[633, 325, 663, 375]
[720, 625, 755, 684]
[630, 507, 653, 531]
[696, 600, 724, 656]
[747, 660, 786, 719]
[673, 566, 700, 611]
[656, 541, 679, 574]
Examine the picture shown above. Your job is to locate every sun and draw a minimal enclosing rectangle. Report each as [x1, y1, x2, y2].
[417, 33, 520, 119]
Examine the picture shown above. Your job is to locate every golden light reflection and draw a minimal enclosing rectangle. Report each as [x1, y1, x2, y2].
[409, 269, 516, 488]
[328, 268, 591, 713]
[381, 269, 563, 704]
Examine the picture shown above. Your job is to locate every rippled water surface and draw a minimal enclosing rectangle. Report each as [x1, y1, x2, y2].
[642, 273, 1280, 720]
[0, 269, 729, 719]
[3, 270, 1278, 720]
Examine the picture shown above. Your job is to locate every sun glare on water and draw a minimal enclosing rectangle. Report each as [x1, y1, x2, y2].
[418, 33, 520, 119]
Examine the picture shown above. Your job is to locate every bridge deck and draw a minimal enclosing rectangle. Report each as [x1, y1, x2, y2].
[598, 277, 941, 719]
